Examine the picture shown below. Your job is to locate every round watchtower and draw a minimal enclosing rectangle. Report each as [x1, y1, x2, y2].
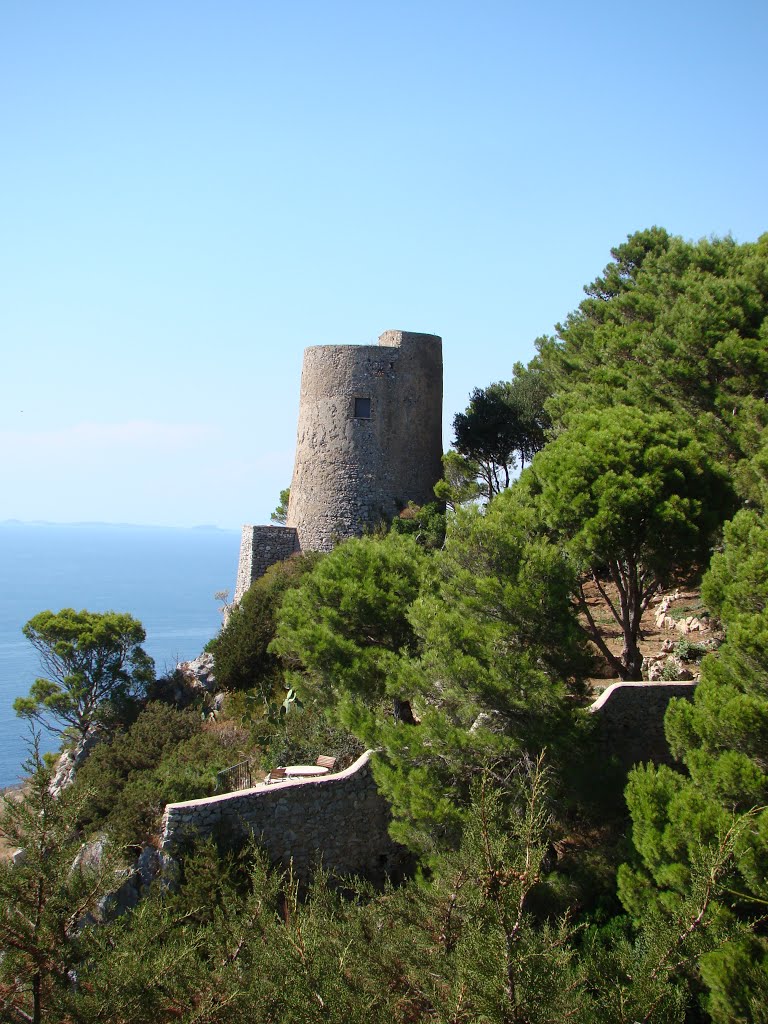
[286, 330, 443, 551]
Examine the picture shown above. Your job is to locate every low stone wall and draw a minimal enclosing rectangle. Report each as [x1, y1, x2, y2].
[161, 752, 408, 882]
[161, 688, 696, 877]
[588, 681, 697, 771]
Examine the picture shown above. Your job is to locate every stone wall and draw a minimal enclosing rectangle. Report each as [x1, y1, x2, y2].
[287, 330, 443, 552]
[588, 681, 697, 771]
[160, 688, 696, 877]
[234, 525, 299, 603]
[161, 752, 408, 882]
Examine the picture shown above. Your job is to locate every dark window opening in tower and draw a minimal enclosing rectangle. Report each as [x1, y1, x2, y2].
[354, 397, 371, 419]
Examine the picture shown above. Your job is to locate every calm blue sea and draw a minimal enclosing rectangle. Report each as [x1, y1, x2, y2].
[0, 522, 241, 789]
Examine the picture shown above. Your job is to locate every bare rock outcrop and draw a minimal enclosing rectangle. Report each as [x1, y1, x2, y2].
[49, 729, 100, 796]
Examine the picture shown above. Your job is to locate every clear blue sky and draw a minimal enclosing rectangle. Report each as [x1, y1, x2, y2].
[2, 0, 766, 528]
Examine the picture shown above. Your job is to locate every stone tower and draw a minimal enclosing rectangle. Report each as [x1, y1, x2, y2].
[234, 329, 442, 600]
[287, 330, 443, 551]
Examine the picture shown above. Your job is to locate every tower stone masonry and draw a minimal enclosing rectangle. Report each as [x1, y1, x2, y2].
[234, 329, 443, 601]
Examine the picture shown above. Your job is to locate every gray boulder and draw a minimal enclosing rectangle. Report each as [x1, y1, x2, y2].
[177, 651, 217, 692]
[49, 729, 100, 796]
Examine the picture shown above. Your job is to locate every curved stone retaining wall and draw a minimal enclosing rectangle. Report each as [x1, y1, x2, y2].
[161, 685, 696, 878]
[588, 681, 696, 771]
[161, 752, 408, 882]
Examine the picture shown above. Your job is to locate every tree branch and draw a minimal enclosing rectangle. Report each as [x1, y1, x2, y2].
[575, 580, 624, 677]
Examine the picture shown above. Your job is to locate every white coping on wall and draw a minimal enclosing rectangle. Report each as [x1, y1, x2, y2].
[165, 750, 373, 811]
[587, 680, 697, 714]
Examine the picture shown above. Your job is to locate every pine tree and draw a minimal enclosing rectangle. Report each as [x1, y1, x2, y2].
[0, 737, 118, 1024]
[373, 486, 589, 857]
[619, 506, 768, 1019]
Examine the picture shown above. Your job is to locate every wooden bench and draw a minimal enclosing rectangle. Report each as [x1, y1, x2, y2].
[264, 766, 286, 784]
[315, 755, 336, 772]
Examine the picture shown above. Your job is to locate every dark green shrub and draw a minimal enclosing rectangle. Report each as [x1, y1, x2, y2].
[74, 703, 202, 827]
[104, 729, 235, 847]
[208, 552, 322, 692]
[673, 637, 707, 662]
[260, 701, 365, 773]
[72, 702, 239, 846]
[390, 501, 446, 549]
[660, 659, 682, 681]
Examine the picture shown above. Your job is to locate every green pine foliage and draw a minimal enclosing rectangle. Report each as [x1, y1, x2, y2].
[271, 532, 429, 738]
[620, 505, 768, 1017]
[451, 363, 551, 500]
[270, 485, 291, 524]
[535, 230, 768, 489]
[36, 758, 745, 1024]
[372, 487, 591, 857]
[433, 448, 484, 510]
[529, 404, 735, 679]
[389, 500, 446, 549]
[453, 380, 524, 496]
[208, 551, 321, 693]
[14, 608, 154, 739]
[71, 702, 232, 847]
[621, 507, 768, 911]
[0, 739, 121, 1023]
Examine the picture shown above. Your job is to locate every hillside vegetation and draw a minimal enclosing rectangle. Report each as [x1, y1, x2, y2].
[3, 228, 768, 1023]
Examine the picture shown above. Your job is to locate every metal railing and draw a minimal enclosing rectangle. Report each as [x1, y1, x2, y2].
[215, 758, 254, 794]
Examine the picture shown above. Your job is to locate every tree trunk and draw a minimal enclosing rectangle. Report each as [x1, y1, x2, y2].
[616, 557, 645, 681]
[620, 637, 644, 680]
[33, 970, 41, 1024]
[586, 562, 646, 682]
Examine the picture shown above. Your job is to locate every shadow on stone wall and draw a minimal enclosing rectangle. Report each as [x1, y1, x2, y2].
[588, 680, 696, 772]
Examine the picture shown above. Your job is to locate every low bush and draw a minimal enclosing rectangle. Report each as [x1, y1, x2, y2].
[673, 637, 707, 662]
[73, 702, 235, 847]
[660, 659, 682, 681]
[208, 552, 322, 692]
[260, 702, 366, 773]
